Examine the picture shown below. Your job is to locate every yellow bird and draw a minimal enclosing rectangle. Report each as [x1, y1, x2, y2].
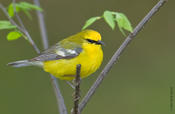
[8, 30, 104, 80]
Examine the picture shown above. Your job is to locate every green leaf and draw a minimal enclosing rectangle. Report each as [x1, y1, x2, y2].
[103, 11, 115, 30]
[115, 12, 133, 36]
[17, 2, 43, 19]
[8, 2, 42, 18]
[82, 16, 101, 30]
[0, 21, 16, 30]
[8, 3, 21, 17]
[19, 2, 43, 11]
[7, 31, 22, 41]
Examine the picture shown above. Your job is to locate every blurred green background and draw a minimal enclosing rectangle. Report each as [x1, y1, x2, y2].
[0, 0, 174, 114]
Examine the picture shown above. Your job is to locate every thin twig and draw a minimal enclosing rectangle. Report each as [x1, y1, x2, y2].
[0, 3, 40, 53]
[79, 0, 167, 112]
[51, 75, 67, 114]
[33, 0, 48, 49]
[13, 0, 26, 30]
[0, 4, 21, 29]
[72, 64, 81, 114]
[33, 0, 68, 114]
[2, 0, 67, 113]
[12, 0, 38, 52]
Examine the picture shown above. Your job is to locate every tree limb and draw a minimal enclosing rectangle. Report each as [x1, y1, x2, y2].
[33, 0, 49, 49]
[1, 0, 68, 113]
[51, 75, 68, 114]
[1, 1, 67, 113]
[33, 0, 68, 114]
[79, 0, 168, 112]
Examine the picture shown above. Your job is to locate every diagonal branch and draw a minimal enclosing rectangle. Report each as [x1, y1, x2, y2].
[12, 0, 39, 53]
[51, 75, 67, 114]
[79, 0, 168, 112]
[0, 3, 40, 54]
[33, 0, 68, 114]
[13, 0, 27, 30]
[1, 0, 67, 113]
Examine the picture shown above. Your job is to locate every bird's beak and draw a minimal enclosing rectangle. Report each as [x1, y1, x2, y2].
[97, 40, 105, 45]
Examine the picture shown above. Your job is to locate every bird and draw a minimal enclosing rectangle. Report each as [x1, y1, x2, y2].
[8, 29, 104, 80]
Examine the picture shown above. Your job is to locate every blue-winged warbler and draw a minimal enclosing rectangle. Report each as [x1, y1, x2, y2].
[8, 30, 104, 80]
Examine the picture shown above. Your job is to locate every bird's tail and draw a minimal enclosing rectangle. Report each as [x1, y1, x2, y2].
[7, 60, 32, 67]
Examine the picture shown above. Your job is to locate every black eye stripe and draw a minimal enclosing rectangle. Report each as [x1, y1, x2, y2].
[86, 39, 101, 45]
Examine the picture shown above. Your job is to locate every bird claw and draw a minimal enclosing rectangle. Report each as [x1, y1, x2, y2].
[66, 81, 75, 89]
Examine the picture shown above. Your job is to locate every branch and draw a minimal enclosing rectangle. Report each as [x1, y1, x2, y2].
[79, 0, 168, 112]
[33, 0, 67, 114]
[12, 0, 39, 54]
[51, 75, 67, 114]
[72, 64, 81, 114]
[1, 1, 67, 113]
[13, 0, 27, 31]
[0, 3, 40, 54]
[33, 0, 49, 49]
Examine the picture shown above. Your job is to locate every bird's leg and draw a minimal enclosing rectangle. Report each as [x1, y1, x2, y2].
[66, 78, 82, 89]
[72, 78, 82, 86]
[66, 81, 75, 89]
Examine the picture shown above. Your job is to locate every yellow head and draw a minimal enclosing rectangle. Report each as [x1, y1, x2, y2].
[78, 29, 101, 41]
[68, 29, 104, 46]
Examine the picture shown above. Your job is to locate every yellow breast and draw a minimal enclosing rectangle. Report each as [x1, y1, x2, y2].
[43, 43, 103, 80]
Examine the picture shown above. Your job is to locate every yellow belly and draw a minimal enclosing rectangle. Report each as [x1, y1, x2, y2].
[43, 44, 103, 80]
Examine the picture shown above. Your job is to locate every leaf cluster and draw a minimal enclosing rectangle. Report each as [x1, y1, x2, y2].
[82, 10, 133, 36]
[0, 2, 42, 41]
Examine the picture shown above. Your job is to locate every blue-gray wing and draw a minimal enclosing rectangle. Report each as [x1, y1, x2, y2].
[30, 42, 82, 62]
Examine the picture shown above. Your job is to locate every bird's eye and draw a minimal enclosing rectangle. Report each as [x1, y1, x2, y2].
[86, 39, 96, 44]
[85, 39, 103, 45]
